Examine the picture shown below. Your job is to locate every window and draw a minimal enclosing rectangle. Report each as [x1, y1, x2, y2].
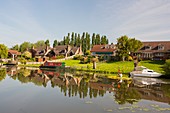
[158, 45, 164, 50]
[155, 53, 164, 56]
[145, 46, 151, 50]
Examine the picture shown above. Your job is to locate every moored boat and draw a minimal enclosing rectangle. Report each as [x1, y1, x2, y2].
[130, 68, 162, 78]
[39, 61, 65, 70]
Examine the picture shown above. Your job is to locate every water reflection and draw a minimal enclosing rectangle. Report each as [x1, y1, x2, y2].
[1, 66, 170, 105]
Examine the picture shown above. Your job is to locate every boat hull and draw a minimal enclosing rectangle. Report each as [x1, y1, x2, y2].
[39, 66, 65, 70]
[130, 72, 162, 78]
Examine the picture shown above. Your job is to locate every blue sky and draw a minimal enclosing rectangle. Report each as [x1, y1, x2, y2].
[0, 0, 170, 47]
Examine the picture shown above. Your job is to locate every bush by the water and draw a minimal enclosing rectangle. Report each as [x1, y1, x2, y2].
[80, 56, 97, 64]
[163, 59, 170, 75]
[73, 55, 83, 60]
[128, 56, 133, 61]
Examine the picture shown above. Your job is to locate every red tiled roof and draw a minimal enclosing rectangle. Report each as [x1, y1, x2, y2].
[8, 50, 21, 55]
[91, 45, 116, 52]
[138, 41, 170, 53]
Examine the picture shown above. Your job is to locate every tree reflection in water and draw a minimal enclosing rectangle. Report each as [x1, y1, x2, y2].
[0, 69, 6, 81]
[2, 67, 170, 105]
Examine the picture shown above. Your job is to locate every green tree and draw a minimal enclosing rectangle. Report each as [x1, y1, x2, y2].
[86, 32, 90, 50]
[70, 32, 75, 46]
[34, 40, 46, 49]
[0, 69, 6, 82]
[77, 34, 81, 46]
[63, 36, 66, 45]
[101, 35, 107, 45]
[0, 44, 8, 58]
[23, 51, 32, 59]
[81, 32, 86, 53]
[11, 44, 20, 51]
[163, 59, 170, 76]
[75, 33, 77, 46]
[117, 35, 129, 61]
[92, 33, 96, 47]
[117, 36, 142, 61]
[65, 33, 70, 45]
[95, 34, 100, 45]
[45, 39, 50, 46]
[106, 39, 109, 44]
[20, 42, 32, 52]
[53, 40, 58, 47]
[128, 38, 143, 55]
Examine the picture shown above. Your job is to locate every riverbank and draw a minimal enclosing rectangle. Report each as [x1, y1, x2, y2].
[17, 60, 165, 76]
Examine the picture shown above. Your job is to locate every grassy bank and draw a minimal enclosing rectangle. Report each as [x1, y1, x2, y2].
[64, 60, 133, 74]
[19, 64, 41, 67]
[17, 60, 165, 75]
[63, 60, 165, 74]
[139, 60, 165, 74]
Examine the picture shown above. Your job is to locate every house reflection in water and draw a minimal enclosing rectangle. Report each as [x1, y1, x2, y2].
[4, 67, 170, 105]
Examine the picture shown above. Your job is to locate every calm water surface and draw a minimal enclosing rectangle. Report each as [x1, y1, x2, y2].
[0, 66, 170, 113]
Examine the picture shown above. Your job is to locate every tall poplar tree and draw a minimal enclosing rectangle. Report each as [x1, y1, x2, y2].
[70, 32, 75, 46]
[95, 34, 101, 45]
[81, 32, 86, 53]
[86, 32, 90, 50]
[77, 34, 81, 46]
[45, 39, 50, 46]
[65, 33, 70, 45]
[63, 36, 66, 45]
[92, 33, 96, 47]
[53, 40, 58, 47]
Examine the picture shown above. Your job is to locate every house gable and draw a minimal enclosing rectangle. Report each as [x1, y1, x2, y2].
[136, 41, 170, 60]
[91, 44, 116, 56]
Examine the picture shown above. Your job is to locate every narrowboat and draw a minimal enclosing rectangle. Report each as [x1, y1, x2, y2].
[39, 61, 65, 70]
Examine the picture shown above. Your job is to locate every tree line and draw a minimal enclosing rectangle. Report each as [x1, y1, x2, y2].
[0, 34, 142, 61]
[8, 32, 109, 54]
[53, 32, 109, 53]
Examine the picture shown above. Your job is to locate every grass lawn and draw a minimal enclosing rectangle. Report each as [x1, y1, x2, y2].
[18, 60, 165, 75]
[63, 60, 165, 74]
[19, 64, 41, 67]
[139, 60, 165, 74]
[63, 60, 134, 74]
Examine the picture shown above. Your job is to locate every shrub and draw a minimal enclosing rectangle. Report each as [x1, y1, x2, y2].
[19, 57, 26, 64]
[80, 57, 88, 64]
[56, 55, 65, 59]
[163, 59, 170, 75]
[85, 50, 91, 56]
[98, 55, 104, 61]
[73, 55, 83, 60]
[128, 56, 133, 61]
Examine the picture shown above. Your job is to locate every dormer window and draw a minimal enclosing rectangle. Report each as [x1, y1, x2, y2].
[101, 46, 105, 49]
[158, 44, 164, 50]
[145, 46, 151, 50]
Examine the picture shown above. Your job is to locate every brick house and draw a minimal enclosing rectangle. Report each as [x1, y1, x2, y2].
[135, 41, 170, 60]
[46, 45, 83, 58]
[8, 50, 21, 61]
[90, 44, 117, 61]
[27, 46, 51, 62]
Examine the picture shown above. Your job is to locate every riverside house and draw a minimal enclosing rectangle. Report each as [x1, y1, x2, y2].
[134, 41, 170, 60]
[27, 46, 51, 62]
[90, 44, 117, 61]
[8, 50, 21, 61]
[46, 45, 83, 59]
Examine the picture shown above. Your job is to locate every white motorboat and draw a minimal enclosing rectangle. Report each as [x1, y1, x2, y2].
[130, 69, 162, 78]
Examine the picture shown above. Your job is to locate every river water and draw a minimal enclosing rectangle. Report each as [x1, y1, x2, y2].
[0, 66, 170, 113]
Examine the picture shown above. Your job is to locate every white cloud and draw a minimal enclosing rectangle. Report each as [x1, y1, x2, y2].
[96, 0, 170, 43]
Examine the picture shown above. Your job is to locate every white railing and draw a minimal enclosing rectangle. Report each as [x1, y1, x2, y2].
[23, 55, 76, 65]
[26, 62, 44, 65]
